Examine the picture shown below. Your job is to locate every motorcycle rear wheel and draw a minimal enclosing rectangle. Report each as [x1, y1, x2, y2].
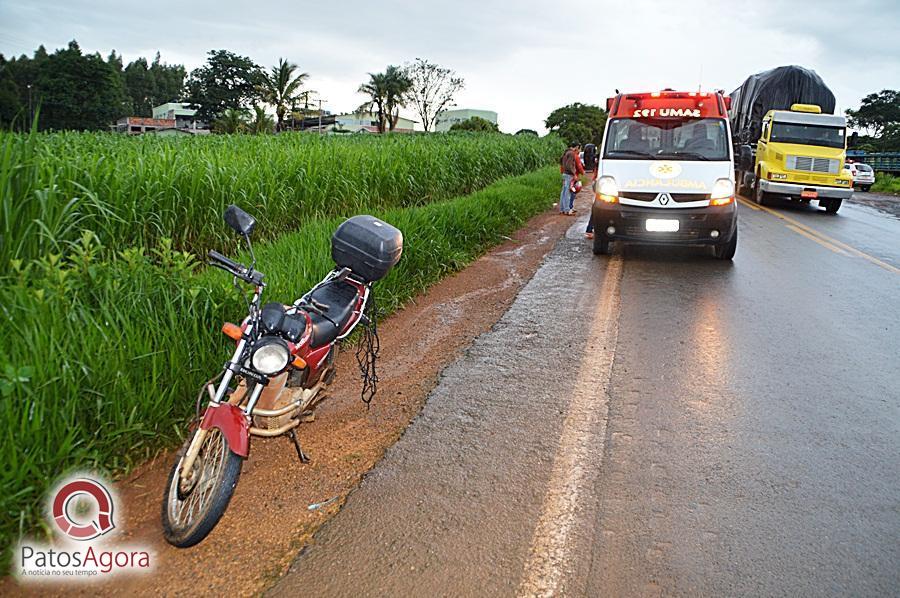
[161, 426, 243, 547]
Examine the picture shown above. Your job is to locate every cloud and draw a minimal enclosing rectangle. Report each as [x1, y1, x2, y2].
[1, 0, 898, 132]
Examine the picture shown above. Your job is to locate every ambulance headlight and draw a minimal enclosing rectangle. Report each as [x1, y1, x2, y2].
[595, 176, 619, 203]
[710, 178, 734, 206]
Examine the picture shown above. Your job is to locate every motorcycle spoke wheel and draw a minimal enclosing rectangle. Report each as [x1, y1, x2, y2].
[161, 427, 243, 547]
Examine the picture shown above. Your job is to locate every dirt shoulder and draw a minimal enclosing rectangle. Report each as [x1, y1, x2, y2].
[5, 184, 593, 597]
[848, 191, 900, 219]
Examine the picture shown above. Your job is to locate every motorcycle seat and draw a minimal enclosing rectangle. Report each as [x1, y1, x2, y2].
[306, 280, 360, 348]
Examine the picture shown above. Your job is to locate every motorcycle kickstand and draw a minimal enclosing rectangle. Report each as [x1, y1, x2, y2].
[287, 428, 310, 463]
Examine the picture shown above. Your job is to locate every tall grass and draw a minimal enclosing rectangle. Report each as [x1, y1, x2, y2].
[871, 172, 900, 194]
[0, 166, 561, 568]
[0, 131, 562, 269]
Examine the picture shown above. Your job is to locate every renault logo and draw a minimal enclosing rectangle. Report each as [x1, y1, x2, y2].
[658, 193, 671, 205]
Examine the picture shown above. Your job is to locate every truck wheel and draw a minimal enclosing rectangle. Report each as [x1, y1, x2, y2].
[592, 234, 610, 256]
[738, 172, 752, 197]
[753, 180, 770, 206]
[713, 228, 737, 260]
[823, 199, 842, 214]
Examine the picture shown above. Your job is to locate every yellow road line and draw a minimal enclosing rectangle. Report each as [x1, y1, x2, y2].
[738, 197, 900, 275]
[785, 224, 849, 256]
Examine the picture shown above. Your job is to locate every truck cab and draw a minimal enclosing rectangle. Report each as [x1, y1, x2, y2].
[744, 104, 853, 213]
[592, 90, 738, 260]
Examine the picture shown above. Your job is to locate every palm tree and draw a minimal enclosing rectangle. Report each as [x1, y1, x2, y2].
[260, 58, 309, 131]
[383, 65, 413, 131]
[247, 105, 275, 134]
[213, 108, 247, 134]
[357, 72, 389, 133]
[357, 66, 412, 133]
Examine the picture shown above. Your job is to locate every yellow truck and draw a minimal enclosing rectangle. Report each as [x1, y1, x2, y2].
[730, 66, 853, 214]
[738, 104, 852, 213]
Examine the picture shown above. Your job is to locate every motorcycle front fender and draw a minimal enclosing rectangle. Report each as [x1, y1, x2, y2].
[200, 403, 250, 457]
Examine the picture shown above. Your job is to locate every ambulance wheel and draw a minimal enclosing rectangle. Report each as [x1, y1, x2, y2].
[713, 229, 737, 260]
[593, 234, 610, 255]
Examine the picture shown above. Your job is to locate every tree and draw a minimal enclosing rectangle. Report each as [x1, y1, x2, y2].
[1, 42, 184, 130]
[246, 105, 274, 134]
[107, 50, 131, 119]
[213, 108, 247, 134]
[846, 90, 900, 151]
[357, 65, 412, 133]
[33, 41, 128, 130]
[515, 128, 539, 136]
[545, 102, 608, 146]
[184, 50, 263, 123]
[260, 58, 309, 131]
[0, 55, 23, 128]
[403, 58, 464, 132]
[124, 54, 185, 117]
[449, 116, 499, 132]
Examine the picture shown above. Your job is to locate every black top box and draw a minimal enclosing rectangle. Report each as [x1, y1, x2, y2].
[331, 215, 403, 282]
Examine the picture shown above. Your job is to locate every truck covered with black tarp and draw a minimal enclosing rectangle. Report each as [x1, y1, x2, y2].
[729, 65, 836, 145]
[729, 65, 851, 213]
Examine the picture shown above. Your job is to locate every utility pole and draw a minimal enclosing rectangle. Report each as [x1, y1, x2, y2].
[26, 84, 33, 128]
[317, 97, 327, 135]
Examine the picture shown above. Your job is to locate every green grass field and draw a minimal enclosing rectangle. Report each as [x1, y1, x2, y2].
[0, 130, 561, 269]
[0, 128, 563, 567]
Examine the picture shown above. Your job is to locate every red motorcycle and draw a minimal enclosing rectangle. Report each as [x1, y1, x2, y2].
[162, 205, 402, 547]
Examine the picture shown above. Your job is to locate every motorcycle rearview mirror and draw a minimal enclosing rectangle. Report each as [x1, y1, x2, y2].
[224, 204, 257, 237]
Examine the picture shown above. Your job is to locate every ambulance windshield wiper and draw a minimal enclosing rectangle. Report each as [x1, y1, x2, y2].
[605, 149, 655, 159]
[657, 151, 710, 161]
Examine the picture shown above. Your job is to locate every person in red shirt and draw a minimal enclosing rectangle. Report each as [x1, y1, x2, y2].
[559, 142, 584, 215]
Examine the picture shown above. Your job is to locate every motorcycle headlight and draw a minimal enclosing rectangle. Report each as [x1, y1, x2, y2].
[250, 337, 290, 375]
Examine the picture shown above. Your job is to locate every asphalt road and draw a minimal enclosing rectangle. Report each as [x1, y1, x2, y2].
[268, 195, 900, 597]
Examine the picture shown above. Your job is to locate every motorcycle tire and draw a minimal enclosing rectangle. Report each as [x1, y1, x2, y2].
[161, 427, 243, 548]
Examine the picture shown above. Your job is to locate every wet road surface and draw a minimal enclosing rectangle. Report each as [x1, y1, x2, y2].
[268, 196, 900, 597]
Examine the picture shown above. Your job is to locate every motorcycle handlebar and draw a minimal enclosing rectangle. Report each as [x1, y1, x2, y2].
[208, 250, 265, 285]
[208, 250, 242, 272]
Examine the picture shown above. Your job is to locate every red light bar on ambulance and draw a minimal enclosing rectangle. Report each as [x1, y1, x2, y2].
[605, 90, 728, 119]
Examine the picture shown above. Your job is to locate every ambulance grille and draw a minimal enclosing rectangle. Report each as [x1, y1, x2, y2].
[787, 155, 839, 174]
[619, 192, 657, 202]
[671, 193, 709, 203]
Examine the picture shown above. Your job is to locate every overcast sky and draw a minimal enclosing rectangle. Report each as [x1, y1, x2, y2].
[1, 0, 898, 133]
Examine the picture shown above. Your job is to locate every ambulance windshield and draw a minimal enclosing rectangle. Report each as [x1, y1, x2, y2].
[604, 118, 729, 161]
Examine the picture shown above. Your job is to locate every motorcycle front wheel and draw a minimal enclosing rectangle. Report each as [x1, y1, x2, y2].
[161, 426, 243, 547]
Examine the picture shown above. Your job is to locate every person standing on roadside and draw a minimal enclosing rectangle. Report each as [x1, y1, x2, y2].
[573, 144, 585, 214]
[559, 142, 581, 215]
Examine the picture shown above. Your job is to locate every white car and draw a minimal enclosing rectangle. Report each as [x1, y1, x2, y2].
[845, 162, 875, 191]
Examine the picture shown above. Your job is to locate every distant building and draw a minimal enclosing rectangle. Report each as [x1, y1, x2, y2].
[149, 127, 210, 137]
[152, 102, 204, 130]
[116, 116, 176, 134]
[290, 112, 415, 133]
[334, 112, 417, 133]
[435, 109, 498, 132]
[115, 103, 208, 135]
